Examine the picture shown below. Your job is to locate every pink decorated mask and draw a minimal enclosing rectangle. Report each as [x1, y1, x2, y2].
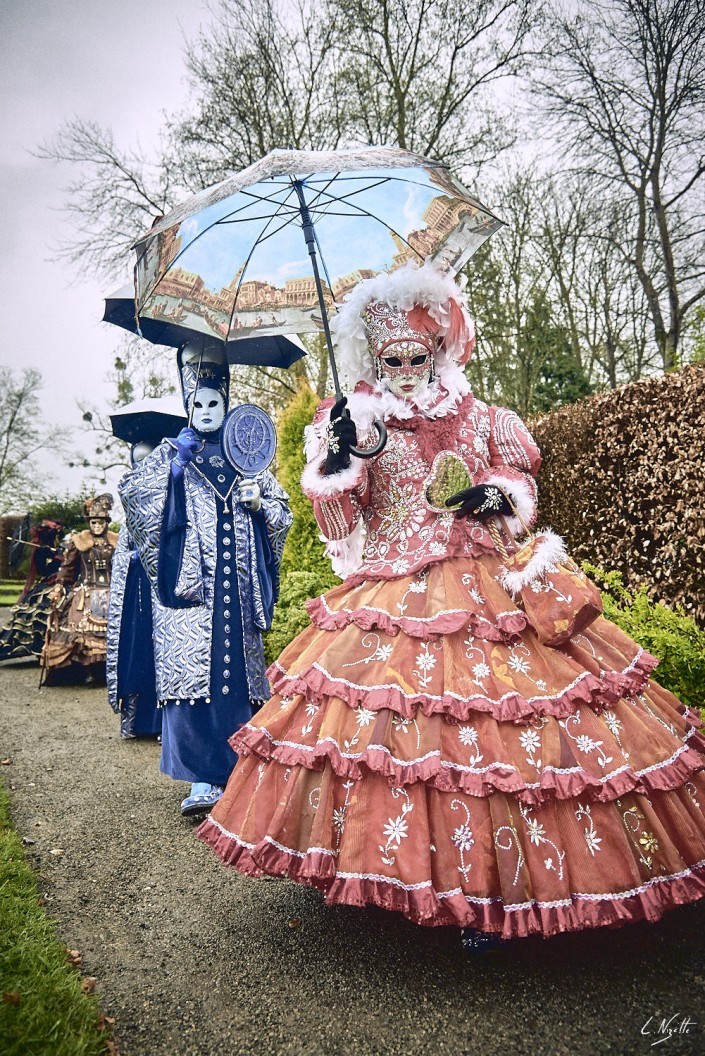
[376, 342, 434, 399]
[364, 301, 437, 400]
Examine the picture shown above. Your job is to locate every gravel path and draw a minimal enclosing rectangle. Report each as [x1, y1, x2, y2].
[1, 643, 704, 1056]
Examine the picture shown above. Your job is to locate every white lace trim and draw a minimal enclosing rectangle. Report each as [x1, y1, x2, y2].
[335, 871, 433, 891]
[272, 654, 603, 705]
[272, 654, 646, 708]
[242, 723, 696, 783]
[206, 817, 334, 858]
[501, 857, 705, 911]
[317, 595, 524, 628]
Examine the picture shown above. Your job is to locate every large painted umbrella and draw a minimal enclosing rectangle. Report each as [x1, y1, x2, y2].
[133, 146, 504, 455]
[102, 284, 307, 369]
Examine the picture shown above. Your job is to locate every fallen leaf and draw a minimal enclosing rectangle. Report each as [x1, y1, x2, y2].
[287, 918, 301, 929]
[105, 1040, 121, 1056]
[66, 949, 82, 967]
[1, 758, 10, 766]
[2, 992, 20, 1005]
[81, 977, 97, 994]
[50, 848, 65, 857]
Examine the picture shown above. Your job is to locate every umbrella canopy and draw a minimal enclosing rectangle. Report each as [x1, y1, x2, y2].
[103, 284, 307, 369]
[133, 147, 503, 347]
[109, 397, 187, 446]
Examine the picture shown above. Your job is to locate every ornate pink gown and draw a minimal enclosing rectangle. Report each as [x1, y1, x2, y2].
[198, 385, 705, 938]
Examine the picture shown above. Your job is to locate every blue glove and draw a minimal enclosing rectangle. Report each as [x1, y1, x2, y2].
[172, 427, 201, 470]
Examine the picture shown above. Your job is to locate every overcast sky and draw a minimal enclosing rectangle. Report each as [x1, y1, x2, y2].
[0, 0, 209, 506]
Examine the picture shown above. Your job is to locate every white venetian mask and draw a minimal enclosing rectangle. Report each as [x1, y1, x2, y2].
[191, 388, 226, 433]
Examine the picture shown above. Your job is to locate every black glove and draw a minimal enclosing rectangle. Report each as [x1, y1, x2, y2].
[324, 397, 358, 475]
[445, 483, 512, 519]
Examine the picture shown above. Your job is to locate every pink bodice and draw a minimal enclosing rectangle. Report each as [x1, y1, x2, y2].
[301, 390, 541, 583]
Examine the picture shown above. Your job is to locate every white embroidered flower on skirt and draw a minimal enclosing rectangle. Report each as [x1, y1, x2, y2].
[472, 662, 491, 681]
[603, 710, 622, 737]
[383, 815, 410, 846]
[391, 558, 411, 575]
[452, 824, 475, 852]
[415, 650, 437, 673]
[408, 576, 428, 594]
[355, 706, 376, 727]
[525, 817, 546, 846]
[392, 716, 412, 733]
[519, 729, 541, 753]
[429, 541, 446, 555]
[458, 725, 479, 746]
[575, 734, 599, 754]
[507, 653, 531, 675]
[584, 829, 603, 855]
[332, 807, 347, 833]
[279, 696, 294, 710]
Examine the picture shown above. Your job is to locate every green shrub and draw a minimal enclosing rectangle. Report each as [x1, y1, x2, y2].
[584, 563, 705, 715]
[265, 570, 334, 665]
[266, 385, 340, 665]
[276, 383, 338, 585]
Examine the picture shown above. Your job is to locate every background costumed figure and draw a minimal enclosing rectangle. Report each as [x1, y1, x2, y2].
[118, 345, 292, 815]
[41, 495, 116, 685]
[198, 261, 705, 946]
[107, 437, 167, 740]
[0, 521, 63, 662]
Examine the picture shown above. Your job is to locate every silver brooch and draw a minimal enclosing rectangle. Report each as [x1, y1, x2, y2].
[209, 455, 225, 468]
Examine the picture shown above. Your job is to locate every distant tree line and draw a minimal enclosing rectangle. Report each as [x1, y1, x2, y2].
[40, 0, 705, 426]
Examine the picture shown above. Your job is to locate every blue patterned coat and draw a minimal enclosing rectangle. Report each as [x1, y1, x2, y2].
[118, 440, 291, 703]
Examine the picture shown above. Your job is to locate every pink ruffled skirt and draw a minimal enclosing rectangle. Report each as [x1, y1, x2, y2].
[198, 555, 705, 938]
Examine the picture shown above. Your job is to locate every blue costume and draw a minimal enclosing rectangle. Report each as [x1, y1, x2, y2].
[106, 527, 162, 738]
[118, 350, 291, 813]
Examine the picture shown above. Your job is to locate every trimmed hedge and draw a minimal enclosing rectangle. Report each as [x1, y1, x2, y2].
[529, 365, 705, 624]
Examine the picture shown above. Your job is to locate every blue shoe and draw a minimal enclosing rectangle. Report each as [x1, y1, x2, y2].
[460, 927, 502, 955]
[180, 782, 224, 817]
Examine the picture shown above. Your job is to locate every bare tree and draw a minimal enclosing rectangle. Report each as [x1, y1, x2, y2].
[77, 337, 178, 481]
[536, 180, 657, 387]
[38, 122, 179, 283]
[337, 0, 537, 172]
[0, 369, 69, 515]
[171, 0, 346, 190]
[535, 0, 705, 369]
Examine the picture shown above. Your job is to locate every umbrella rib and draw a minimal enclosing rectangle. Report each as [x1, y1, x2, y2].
[227, 189, 301, 335]
[304, 184, 426, 263]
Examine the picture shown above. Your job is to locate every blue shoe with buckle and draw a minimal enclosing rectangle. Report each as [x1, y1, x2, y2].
[180, 782, 224, 817]
[460, 927, 503, 955]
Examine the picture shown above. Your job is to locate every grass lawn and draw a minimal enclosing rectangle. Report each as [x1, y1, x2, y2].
[0, 784, 111, 1056]
[0, 582, 22, 607]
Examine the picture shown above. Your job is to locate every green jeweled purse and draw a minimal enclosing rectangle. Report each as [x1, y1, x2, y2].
[424, 452, 473, 512]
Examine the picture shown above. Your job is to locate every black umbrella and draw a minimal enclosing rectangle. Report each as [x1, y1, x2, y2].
[103, 284, 307, 369]
[109, 397, 187, 447]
